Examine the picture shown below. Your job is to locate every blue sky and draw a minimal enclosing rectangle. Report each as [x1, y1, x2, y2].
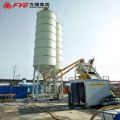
[0, 0, 120, 80]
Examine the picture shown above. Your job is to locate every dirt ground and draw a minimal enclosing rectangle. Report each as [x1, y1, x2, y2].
[0, 98, 101, 120]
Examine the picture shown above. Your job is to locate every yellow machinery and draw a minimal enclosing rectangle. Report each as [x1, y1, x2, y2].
[44, 58, 101, 81]
[75, 58, 102, 80]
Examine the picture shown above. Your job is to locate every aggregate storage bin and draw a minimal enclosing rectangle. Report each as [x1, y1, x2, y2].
[69, 79, 112, 107]
[0, 86, 28, 99]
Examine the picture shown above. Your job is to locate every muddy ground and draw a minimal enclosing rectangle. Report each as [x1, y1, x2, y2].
[0, 98, 101, 120]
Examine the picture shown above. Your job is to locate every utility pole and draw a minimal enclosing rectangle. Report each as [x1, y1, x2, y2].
[13, 65, 16, 80]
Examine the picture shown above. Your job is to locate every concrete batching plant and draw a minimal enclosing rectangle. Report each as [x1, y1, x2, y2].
[32, 8, 63, 98]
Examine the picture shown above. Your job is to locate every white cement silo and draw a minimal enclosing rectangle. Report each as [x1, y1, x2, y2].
[56, 22, 63, 70]
[34, 9, 57, 76]
[33, 8, 64, 98]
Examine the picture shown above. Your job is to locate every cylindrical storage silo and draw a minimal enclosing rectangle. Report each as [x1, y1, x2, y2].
[34, 9, 57, 76]
[56, 22, 63, 70]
